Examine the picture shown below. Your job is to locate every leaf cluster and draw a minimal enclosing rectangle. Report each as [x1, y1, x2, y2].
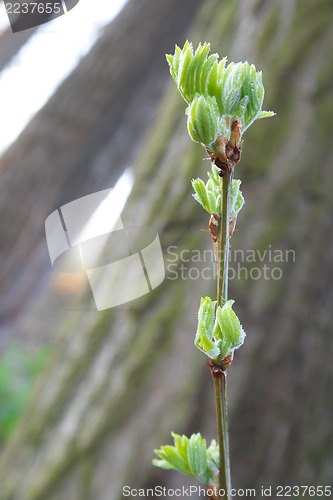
[192, 163, 244, 217]
[166, 41, 274, 148]
[195, 297, 246, 362]
[153, 432, 219, 486]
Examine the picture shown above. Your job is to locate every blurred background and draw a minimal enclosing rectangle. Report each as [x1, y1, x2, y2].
[0, 0, 332, 498]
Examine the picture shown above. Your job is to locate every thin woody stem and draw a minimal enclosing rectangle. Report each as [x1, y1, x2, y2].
[220, 371, 231, 493]
[217, 169, 232, 307]
[213, 166, 233, 500]
[211, 370, 228, 500]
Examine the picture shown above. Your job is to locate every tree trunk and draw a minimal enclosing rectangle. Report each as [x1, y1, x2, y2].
[0, 0, 202, 323]
[0, 0, 332, 498]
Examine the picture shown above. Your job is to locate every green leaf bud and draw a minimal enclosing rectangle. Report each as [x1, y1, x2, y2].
[207, 190, 218, 214]
[166, 41, 275, 148]
[195, 298, 246, 363]
[196, 322, 221, 359]
[200, 54, 218, 95]
[206, 60, 219, 100]
[233, 95, 249, 121]
[193, 42, 211, 92]
[172, 44, 182, 75]
[177, 41, 193, 89]
[195, 297, 220, 359]
[230, 179, 245, 217]
[188, 434, 208, 478]
[153, 432, 218, 486]
[197, 296, 216, 336]
[218, 57, 227, 80]
[207, 439, 219, 467]
[171, 432, 189, 460]
[213, 300, 246, 361]
[192, 178, 211, 213]
[242, 64, 264, 129]
[181, 42, 207, 102]
[256, 110, 276, 119]
[220, 62, 246, 115]
[192, 164, 245, 219]
[206, 177, 214, 191]
[187, 95, 220, 147]
[208, 171, 221, 188]
[153, 444, 191, 475]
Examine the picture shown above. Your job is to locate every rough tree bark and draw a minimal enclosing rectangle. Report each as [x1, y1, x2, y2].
[0, 0, 202, 324]
[0, 0, 332, 498]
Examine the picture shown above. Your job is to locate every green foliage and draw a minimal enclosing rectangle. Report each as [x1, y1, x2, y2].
[192, 175, 220, 215]
[187, 95, 220, 147]
[213, 300, 246, 360]
[195, 297, 220, 359]
[195, 298, 246, 362]
[0, 343, 50, 444]
[166, 42, 217, 103]
[192, 163, 244, 217]
[161, 39, 270, 491]
[230, 178, 245, 217]
[166, 41, 275, 148]
[153, 432, 218, 486]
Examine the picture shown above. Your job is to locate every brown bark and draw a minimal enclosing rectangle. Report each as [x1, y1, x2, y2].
[0, 0, 202, 321]
[0, 0, 332, 498]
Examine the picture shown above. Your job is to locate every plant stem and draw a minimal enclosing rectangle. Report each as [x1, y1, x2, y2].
[220, 371, 231, 492]
[214, 166, 233, 499]
[217, 169, 232, 307]
[210, 371, 227, 500]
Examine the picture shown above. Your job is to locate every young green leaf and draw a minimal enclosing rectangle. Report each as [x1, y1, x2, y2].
[197, 296, 216, 337]
[242, 66, 265, 129]
[166, 41, 275, 146]
[220, 62, 245, 115]
[166, 45, 182, 84]
[208, 171, 221, 188]
[195, 297, 221, 359]
[192, 178, 211, 213]
[213, 300, 246, 360]
[192, 164, 244, 220]
[171, 432, 189, 460]
[256, 110, 276, 119]
[206, 60, 219, 101]
[153, 443, 191, 475]
[200, 54, 218, 95]
[196, 322, 221, 359]
[181, 43, 207, 102]
[194, 297, 246, 362]
[177, 41, 194, 90]
[230, 179, 245, 217]
[187, 95, 220, 147]
[208, 190, 218, 214]
[153, 433, 218, 486]
[187, 434, 208, 479]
